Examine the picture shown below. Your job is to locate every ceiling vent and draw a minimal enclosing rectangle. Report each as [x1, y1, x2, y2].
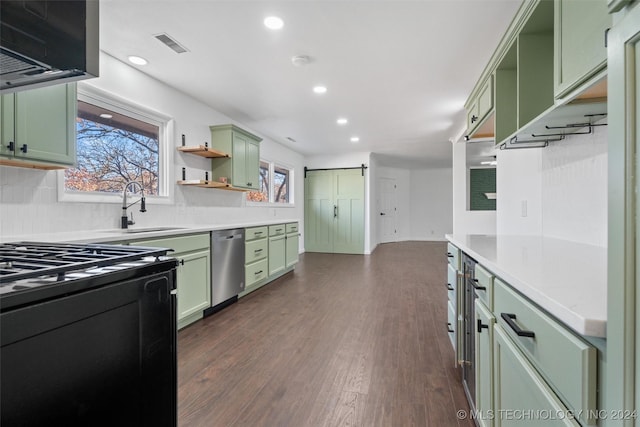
[154, 33, 189, 54]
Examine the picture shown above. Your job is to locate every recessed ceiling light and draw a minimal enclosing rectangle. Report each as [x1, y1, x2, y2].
[337, 118, 348, 125]
[350, 136, 360, 143]
[264, 16, 284, 30]
[313, 85, 327, 94]
[99, 113, 113, 119]
[128, 55, 148, 65]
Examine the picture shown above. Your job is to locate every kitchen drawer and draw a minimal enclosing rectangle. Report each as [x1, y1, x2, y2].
[447, 243, 460, 270]
[269, 224, 286, 236]
[286, 222, 298, 234]
[245, 258, 268, 287]
[245, 238, 267, 264]
[447, 264, 457, 303]
[133, 233, 209, 254]
[474, 264, 494, 310]
[494, 279, 597, 423]
[245, 226, 267, 241]
[447, 300, 456, 349]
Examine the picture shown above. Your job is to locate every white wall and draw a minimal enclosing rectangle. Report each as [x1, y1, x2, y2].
[496, 122, 607, 246]
[370, 160, 453, 245]
[452, 139, 498, 235]
[0, 52, 305, 247]
[410, 168, 453, 241]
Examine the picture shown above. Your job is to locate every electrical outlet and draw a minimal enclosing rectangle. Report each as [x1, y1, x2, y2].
[521, 200, 528, 217]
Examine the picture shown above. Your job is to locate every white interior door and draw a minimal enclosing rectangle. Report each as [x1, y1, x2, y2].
[378, 177, 397, 243]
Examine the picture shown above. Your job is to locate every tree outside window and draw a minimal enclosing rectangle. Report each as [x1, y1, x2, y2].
[273, 165, 289, 203]
[64, 100, 160, 195]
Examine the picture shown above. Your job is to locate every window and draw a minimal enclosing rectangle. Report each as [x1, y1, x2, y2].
[61, 85, 170, 201]
[247, 161, 293, 205]
[273, 165, 289, 203]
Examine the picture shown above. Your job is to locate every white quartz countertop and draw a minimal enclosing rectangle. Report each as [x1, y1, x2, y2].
[0, 219, 297, 244]
[446, 234, 607, 338]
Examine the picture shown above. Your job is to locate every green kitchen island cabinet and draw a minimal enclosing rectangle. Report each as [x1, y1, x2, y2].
[209, 124, 261, 190]
[493, 324, 580, 427]
[0, 83, 77, 168]
[132, 233, 211, 330]
[554, 0, 611, 99]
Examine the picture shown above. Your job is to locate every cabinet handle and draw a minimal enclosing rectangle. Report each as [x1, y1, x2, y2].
[447, 253, 453, 258]
[7, 141, 15, 152]
[255, 270, 263, 275]
[255, 231, 263, 235]
[334, 205, 338, 218]
[477, 319, 489, 334]
[471, 114, 478, 123]
[179, 259, 184, 266]
[472, 278, 486, 291]
[447, 322, 454, 333]
[254, 248, 263, 253]
[447, 283, 454, 291]
[19, 144, 27, 153]
[501, 313, 535, 338]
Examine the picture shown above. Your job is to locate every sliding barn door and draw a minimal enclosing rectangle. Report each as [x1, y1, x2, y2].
[305, 170, 334, 253]
[305, 169, 365, 254]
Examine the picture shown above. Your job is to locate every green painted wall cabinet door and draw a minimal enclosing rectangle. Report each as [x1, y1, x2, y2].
[554, 0, 611, 98]
[1, 83, 76, 165]
[210, 124, 262, 190]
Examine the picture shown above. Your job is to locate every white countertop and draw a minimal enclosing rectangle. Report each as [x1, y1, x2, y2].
[0, 219, 297, 244]
[446, 234, 607, 338]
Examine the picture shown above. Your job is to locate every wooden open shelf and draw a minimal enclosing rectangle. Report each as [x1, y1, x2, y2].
[176, 180, 248, 192]
[177, 145, 229, 158]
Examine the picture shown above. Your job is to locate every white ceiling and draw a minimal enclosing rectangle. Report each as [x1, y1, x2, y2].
[99, 0, 522, 169]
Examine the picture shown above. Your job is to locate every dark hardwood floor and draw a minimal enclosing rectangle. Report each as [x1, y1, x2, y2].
[177, 241, 474, 427]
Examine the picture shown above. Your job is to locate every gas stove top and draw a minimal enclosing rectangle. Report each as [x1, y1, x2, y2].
[0, 242, 175, 310]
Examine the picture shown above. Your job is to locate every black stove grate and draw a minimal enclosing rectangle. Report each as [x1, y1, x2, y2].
[0, 242, 171, 283]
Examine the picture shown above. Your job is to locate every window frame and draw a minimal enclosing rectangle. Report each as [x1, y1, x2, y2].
[57, 83, 173, 205]
[246, 159, 295, 207]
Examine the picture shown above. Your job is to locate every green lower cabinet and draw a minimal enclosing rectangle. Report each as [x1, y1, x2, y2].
[493, 324, 580, 427]
[285, 231, 299, 268]
[268, 234, 286, 276]
[132, 233, 210, 330]
[175, 250, 211, 329]
[475, 299, 495, 427]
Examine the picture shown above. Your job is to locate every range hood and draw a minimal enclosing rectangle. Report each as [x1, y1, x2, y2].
[0, 0, 99, 93]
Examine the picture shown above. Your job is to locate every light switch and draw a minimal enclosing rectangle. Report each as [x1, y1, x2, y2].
[521, 200, 528, 217]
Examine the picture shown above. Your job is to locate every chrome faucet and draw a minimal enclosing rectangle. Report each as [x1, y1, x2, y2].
[121, 181, 146, 229]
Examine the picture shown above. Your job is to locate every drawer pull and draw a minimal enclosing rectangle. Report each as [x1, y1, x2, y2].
[447, 253, 454, 258]
[501, 313, 535, 338]
[255, 231, 263, 235]
[472, 278, 486, 291]
[254, 248, 263, 253]
[447, 322, 454, 333]
[447, 283, 454, 291]
[477, 319, 489, 334]
[255, 270, 263, 275]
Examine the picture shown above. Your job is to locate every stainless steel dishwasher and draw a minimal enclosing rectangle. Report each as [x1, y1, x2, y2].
[205, 228, 246, 315]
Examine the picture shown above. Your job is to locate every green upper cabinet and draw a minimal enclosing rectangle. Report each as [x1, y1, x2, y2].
[0, 83, 77, 168]
[209, 124, 262, 190]
[554, 0, 611, 99]
[466, 75, 494, 138]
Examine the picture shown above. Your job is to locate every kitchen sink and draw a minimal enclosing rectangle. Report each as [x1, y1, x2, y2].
[100, 226, 187, 234]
